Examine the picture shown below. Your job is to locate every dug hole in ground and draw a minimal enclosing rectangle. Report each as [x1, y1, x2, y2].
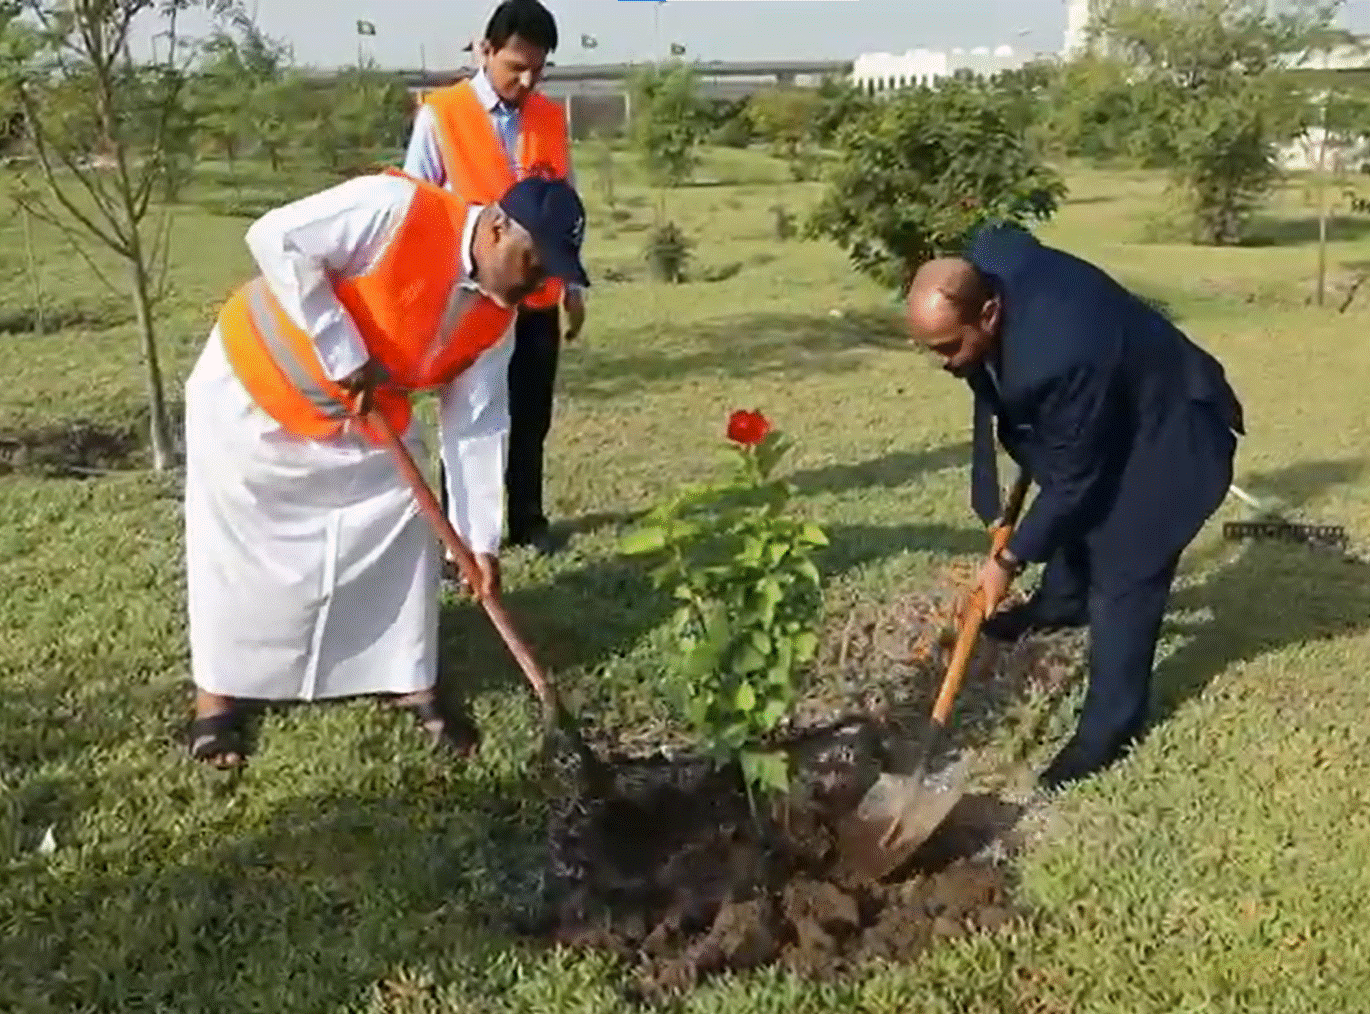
[515, 574, 1087, 1004]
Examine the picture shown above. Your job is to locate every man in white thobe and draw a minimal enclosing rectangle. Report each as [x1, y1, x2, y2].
[182, 172, 590, 768]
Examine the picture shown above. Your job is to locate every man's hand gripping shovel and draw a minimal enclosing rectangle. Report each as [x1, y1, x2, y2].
[349, 387, 604, 787]
[835, 468, 1032, 881]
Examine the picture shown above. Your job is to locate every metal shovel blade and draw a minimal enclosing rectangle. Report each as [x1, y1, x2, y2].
[835, 753, 972, 882]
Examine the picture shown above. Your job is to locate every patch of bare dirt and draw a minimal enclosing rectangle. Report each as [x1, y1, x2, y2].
[527, 740, 1025, 1005]
[0, 421, 141, 477]
[519, 574, 1088, 1003]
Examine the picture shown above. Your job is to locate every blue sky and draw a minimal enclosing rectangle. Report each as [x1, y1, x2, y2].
[135, 0, 1370, 71]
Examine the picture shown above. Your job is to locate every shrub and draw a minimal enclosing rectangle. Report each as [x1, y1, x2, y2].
[619, 411, 828, 807]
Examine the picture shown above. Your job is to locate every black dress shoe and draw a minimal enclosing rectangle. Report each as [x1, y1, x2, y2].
[982, 599, 1088, 642]
[1038, 733, 1136, 792]
[506, 519, 562, 556]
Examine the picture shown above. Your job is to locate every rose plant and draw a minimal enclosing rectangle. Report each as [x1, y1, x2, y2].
[618, 410, 828, 808]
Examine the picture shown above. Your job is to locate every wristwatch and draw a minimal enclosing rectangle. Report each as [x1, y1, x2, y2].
[993, 547, 1025, 576]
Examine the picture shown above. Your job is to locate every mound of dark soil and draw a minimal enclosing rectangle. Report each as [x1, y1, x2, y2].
[0, 421, 140, 477]
[525, 726, 1026, 1004]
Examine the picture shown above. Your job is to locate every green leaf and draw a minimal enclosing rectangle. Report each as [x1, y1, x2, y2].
[642, 502, 674, 523]
[739, 536, 765, 565]
[749, 580, 783, 627]
[740, 749, 790, 796]
[733, 682, 756, 712]
[749, 630, 772, 656]
[732, 642, 768, 674]
[753, 433, 791, 480]
[795, 558, 822, 586]
[683, 641, 722, 681]
[685, 693, 710, 730]
[649, 559, 680, 586]
[759, 698, 789, 729]
[798, 522, 829, 546]
[764, 654, 793, 683]
[619, 524, 667, 555]
[681, 604, 731, 680]
[792, 630, 818, 662]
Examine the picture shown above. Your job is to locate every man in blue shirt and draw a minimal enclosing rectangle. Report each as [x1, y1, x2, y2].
[404, 0, 585, 565]
[905, 222, 1244, 791]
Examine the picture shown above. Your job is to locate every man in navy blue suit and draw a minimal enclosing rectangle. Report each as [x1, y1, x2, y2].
[905, 222, 1244, 791]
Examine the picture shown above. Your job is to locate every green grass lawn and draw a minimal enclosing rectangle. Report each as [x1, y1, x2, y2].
[3, 148, 1370, 1012]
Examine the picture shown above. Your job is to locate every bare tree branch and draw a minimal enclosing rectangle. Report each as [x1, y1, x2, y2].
[12, 86, 132, 253]
[141, 193, 175, 301]
[11, 185, 122, 294]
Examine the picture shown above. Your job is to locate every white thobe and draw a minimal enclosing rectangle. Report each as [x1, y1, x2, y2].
[183, 173, 503, 701]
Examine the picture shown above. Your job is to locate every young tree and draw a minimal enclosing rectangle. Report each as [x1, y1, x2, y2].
[189, 22, 286, 178]
[746, 85, 822, 180]
[810, 77, 874, 148]
[807, 76, 1067, 292]
[989, 60, 1061, 140]
[1043, 55, 1162, 163]
[0, 0, 241, 471]
[304, 62, 412, 175]
[249, 71, 304, 172]
[1091, 0, 1342, 244]
[627, 61, 705, 190]
[1292, 28, 1370, 304]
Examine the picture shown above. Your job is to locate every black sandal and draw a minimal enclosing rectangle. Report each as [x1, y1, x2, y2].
[188, 711, 247, 768]
[398, 695, 481, 757]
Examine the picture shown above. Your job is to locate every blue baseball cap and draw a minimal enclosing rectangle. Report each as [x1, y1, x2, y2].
[498, 176, 590, 288]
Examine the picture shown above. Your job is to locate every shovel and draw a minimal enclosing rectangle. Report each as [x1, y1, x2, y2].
[363, 406, 605, 785]
[836, 468, 1031, 882]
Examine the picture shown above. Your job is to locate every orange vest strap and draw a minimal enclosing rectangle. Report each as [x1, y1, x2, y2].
[242, 278, 352, 420]
[424, 81, 570, 310]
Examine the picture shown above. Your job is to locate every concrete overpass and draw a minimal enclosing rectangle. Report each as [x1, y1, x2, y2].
[338, 58, 855, 138]
[389, 59, 853, 92]
[306, 58, 852, 103]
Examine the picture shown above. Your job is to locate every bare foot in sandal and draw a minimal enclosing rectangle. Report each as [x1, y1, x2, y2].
[392, 689, 480, 757]
[189, 690, 247, 769]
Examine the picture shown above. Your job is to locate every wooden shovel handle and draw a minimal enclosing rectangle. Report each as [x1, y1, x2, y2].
[365, 408, 556, 713]
[929, 468, 1032, 727]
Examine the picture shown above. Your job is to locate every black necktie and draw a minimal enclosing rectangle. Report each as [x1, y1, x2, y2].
[970, 384, 1001, 526]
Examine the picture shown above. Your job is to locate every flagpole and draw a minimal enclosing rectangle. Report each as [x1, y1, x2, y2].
[654, 0, 662, 62]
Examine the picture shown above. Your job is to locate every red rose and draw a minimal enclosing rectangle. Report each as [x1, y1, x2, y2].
[726, 409, 771, 446]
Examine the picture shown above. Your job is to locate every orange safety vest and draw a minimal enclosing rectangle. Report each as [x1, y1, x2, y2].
[217, 171, 516, 446]
[423, 79, 570, 311]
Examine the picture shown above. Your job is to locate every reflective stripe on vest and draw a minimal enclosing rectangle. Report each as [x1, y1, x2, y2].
[413, 279, 486, 383]
[243, 277, 351, 420]
[218, 176, 513, 445]
[220, 275, 414, 445]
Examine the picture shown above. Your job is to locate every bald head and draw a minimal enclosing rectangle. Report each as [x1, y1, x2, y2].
[906, 258, 991, 338]
[904, 257, 1000, 376]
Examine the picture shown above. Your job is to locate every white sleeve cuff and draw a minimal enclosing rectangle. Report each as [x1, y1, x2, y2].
[314, 317, 369, 381]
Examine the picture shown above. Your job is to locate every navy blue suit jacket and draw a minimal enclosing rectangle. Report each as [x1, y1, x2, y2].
[964, 223, 1243, 585]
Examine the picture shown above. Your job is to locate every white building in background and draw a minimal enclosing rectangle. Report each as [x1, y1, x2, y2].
[1063, 0, 1101, 57]
[851, 45, 1028, 94]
